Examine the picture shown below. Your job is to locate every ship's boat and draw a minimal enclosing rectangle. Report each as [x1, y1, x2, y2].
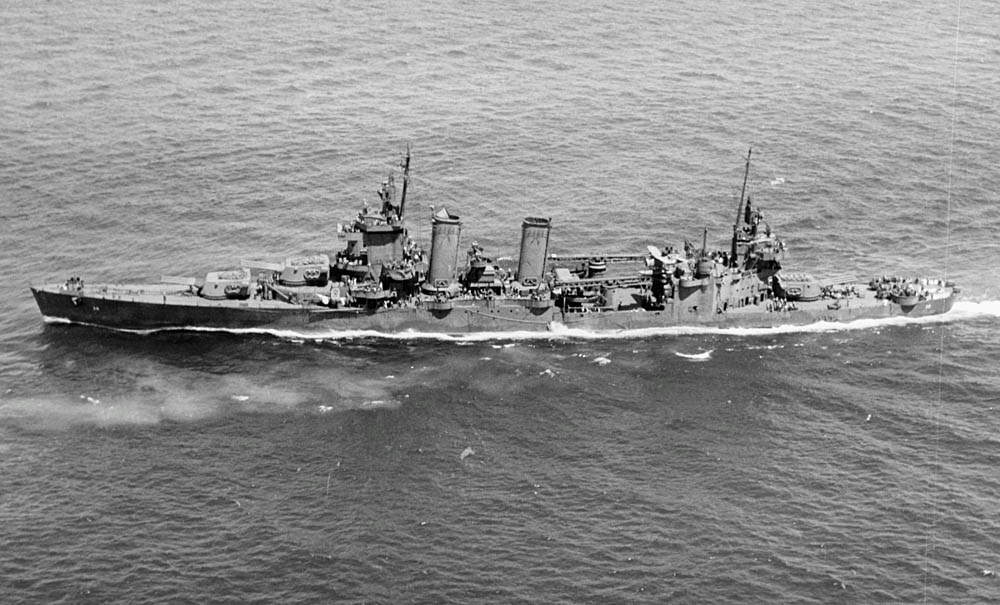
[350, 287, 392, 306]
[565, 292, 600, 307]
[29, 148, 959, 334]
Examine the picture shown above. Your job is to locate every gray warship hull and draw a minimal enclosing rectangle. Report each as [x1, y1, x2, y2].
[30, 281, 956, 334]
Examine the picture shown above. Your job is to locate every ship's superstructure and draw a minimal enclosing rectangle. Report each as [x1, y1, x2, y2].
[30, 150, 958, 333]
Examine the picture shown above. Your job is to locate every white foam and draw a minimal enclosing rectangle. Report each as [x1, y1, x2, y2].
[675, 349, 713, 361]
[949, 300, 1000, 320]
[41, 316, 72, 325]
[360, 399, 399, 409]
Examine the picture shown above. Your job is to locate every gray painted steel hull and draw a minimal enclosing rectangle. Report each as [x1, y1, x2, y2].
[31, 284, 956, 334]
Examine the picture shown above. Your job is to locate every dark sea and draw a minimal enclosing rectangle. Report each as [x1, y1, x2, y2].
[2, 1, 999, 603]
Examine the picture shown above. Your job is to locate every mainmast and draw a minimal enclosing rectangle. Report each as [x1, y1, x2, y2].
[730, 147, 752, 268]
[397, 146, 411, 220]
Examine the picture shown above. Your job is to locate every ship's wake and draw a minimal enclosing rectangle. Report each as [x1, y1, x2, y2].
[0, 363, 404, 429]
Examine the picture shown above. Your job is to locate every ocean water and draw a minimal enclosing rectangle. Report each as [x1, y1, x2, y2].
[2, 0, 999, 602]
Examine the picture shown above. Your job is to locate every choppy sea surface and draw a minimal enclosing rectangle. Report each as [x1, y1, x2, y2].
[2, 1, 999, 602]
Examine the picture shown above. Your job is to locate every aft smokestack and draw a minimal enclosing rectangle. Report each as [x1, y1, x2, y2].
[516, 217, 551, 289]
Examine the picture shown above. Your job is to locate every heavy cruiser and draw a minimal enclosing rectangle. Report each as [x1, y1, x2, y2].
[30, 150, 958, 334]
